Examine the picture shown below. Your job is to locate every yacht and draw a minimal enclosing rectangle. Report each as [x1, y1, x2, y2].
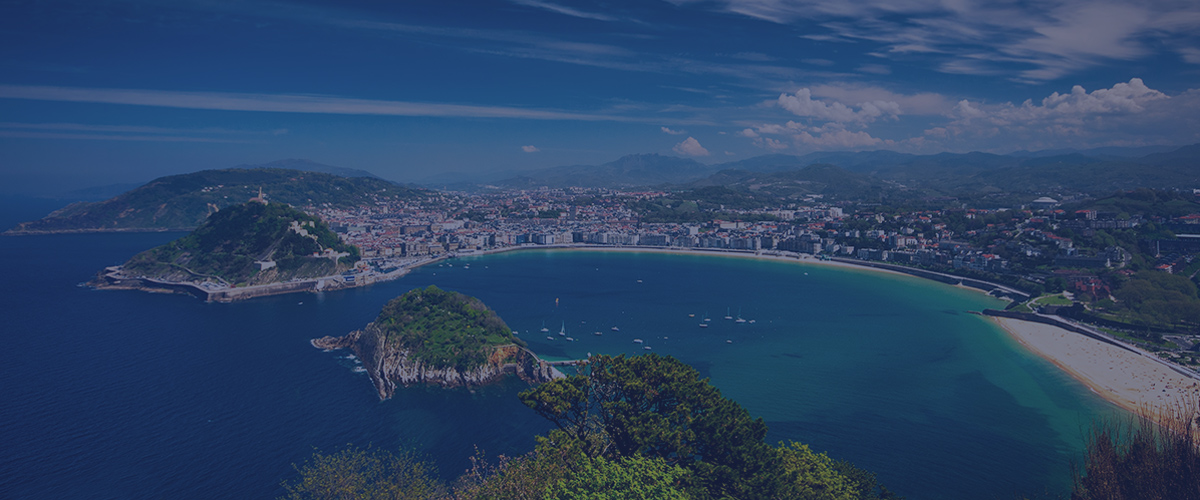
[594, 331, 603, 336]
[540, 321, 549, 333]
[632, 339, 643, 344]
[559, 322, 566, 336]
[611, 326, 620, 332]
[643, 346, 652, 350]
[735, 308, 747, 323]
[724, 307, 733, 320]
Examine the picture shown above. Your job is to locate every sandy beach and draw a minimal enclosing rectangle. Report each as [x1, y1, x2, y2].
[993, 317, 1200, 418]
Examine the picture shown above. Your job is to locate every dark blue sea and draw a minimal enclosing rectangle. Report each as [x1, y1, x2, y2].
[0, 199, 1119, 499]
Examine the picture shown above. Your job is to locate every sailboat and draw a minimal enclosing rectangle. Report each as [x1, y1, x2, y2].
[559, 322, 566, 336]
[735, 308, 747, 323]
[540, 321, 550, 333]
[699, 312, 709, 328]
[724, 307, 733, 320]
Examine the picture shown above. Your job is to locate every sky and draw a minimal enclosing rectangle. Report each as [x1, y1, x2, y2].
[2, 0, 1199, 193]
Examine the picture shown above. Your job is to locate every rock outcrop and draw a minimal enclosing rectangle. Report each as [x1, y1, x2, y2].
[312, 322, 561, 399]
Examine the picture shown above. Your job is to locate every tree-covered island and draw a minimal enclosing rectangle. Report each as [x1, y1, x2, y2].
[93, 199, 363, 300]
[311, 286, 559, 397]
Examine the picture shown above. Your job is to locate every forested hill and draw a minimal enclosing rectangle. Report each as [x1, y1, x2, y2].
[374, 286, 523, 370]
[121, 201, 359, 287]
[7, 168, 427, 234]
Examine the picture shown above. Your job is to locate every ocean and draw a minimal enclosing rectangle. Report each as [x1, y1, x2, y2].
[0, 200, 1119, 499]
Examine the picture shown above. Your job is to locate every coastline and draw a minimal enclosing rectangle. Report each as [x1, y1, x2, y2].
[991, 316, 1200, 420]
[457, 244, 1021, 301]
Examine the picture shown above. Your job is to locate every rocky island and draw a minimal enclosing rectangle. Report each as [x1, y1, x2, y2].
[93, 199, 365, 301]
[312, 286, 561, 398]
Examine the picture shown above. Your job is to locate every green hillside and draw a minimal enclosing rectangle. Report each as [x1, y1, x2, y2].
[374, 286, 523, 370]
[9, 168, 426, 233]
[122, 201, 359, 286]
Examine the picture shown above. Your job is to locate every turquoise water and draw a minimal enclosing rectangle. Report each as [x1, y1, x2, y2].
[0, 205, 1120, 500]
[417, 249, 1119, 499]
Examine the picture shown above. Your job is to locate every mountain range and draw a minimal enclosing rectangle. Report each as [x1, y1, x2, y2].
[480, 144, 1200, 197]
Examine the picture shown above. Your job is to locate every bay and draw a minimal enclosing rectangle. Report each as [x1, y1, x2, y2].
[0, 206, 1119, 499]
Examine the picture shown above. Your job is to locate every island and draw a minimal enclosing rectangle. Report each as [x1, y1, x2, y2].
[92, 198, 368, 301]
[311, 286, 561, 398]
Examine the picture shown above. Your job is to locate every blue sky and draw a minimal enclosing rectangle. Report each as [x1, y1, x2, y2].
[2, 0, 1199, 193]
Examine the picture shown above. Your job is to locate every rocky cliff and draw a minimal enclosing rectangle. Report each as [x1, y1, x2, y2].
[313, 322, 560, 399]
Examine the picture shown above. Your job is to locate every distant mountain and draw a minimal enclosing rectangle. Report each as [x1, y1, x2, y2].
[1010, 145, 1180, 158]
[482, 145, 1200, 195]
[687, 164, 896, 201]
[7, 168, 428, 234]
[235, 159, 382, 179]
[494, 153, 716, 188]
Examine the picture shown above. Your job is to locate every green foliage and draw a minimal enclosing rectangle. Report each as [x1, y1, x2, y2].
[279, 446, 446, 500]
[1109, 271, 1200, 328]
[1067, 189, 1200, 219]
[542, 455, 691, 500]
[123, 201, 358, 285]
[454, 441, 579, 500]
[1072, 405, 1200, 500]
[375, 286, 523, 370]
[12, 168, 427, 233]
[774, 442, 862, 500]
[519, 354, 892, 500]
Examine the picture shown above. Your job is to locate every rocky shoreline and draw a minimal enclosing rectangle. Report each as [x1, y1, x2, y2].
[89, 265, 390, 303]
[312, 323, 562, 399]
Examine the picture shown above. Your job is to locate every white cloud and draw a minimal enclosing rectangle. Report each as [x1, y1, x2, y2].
[856, 64, 891, 75]
[1180, 47, 1200, 64]
[508, 0, 618, 21]
[776, 88, 901, 124]
[661, 126, 686, 135]
[673, 136, 711, 156]
[679, 0, 1200, 82]
[793, 128, 887, 148]
[522, 145, 540, 152]
[0, 84, 660, 123]
[808, 84, 953, 115]
[925, 78, 1199, 151]
[753, 137, 790, 150]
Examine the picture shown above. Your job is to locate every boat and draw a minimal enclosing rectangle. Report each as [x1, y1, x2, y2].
[611, 326, 620, 332]
[559, 322, 566, 336]
[643, 346, 652, 350]
[726, 340, 733, 344]
[688, 313, 695, 317]
[636, 279, 643, 283]
[735, 308, 747, 323]
[540, 321, 549, 333]
[594, 331, 602, 336]
[699, 323, 708, 328]
[566, 337, 574, 342]
[724, 308, 733, 320]
[632, 339, 643, 344]
[547, 336, 555, 340]
[748, 319, 756, 324]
